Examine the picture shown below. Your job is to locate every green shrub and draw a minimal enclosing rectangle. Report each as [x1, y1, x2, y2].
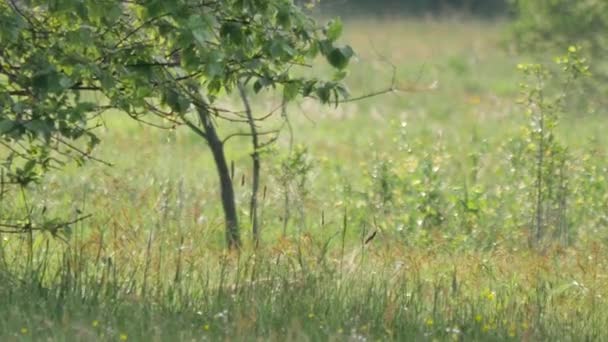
[510, 0, 608, 56]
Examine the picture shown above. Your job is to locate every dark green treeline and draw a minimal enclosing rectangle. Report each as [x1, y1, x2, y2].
[310, 0, 510, 17]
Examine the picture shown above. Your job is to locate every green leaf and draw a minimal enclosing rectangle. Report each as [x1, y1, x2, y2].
[158, 19, 175, 37]
[188, 15, 210, 45]
[106, 4, 123, 24]
[325, 18, 343, 42]
[22, 159, 37, 175]
[206, 61, 224, 78]
[220, 23, 243, 45]
[302, 80, 317, 97]
[277, 6, 291, 27]
[0, 120, 16, 135]
[98, 70, 115, 90]
[253, 78, 271, 93]
[144, 0, 164, 19]
[253, 80, 263, 93]
[283, 82, 300, 102]
[332, 70, 349, 81]
[59, 76, 73, 89]
[181, 47, 199, 71]
[326, 45, 354, 70]
[318, 39, 333, 55]
[163, 88, 190, 114]
[335, 83, 349, 100]
[25, 120, 53, 141]
[307, 41, 320, 58]
[75, 2, 89, 20]
[316, 84, 331, 103]
[204, 51, 224, 77]
[269, 40, 295, 59]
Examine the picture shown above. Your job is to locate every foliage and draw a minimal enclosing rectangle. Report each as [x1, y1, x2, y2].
[515, 46, 591, 246]
[509, 0, 607, 113]
[274, 145, 314, 235]
[1, 17, 608, 342]
[0, 0, 354, 245]
[0, 1, 102, 186]
[510, 0, 608, 55]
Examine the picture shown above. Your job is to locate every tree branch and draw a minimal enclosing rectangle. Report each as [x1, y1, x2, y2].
[222, 129, 279, 145]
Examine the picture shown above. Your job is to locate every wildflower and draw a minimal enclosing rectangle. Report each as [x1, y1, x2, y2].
[308, 313, 315, 319]
[467, 96, 481, 105]
[482, 324, 491, 332]
[92, 320, 99, 328]
[425, 318, 434, 327]
[214, 310, 228, 320]
[446, 327, 461, 335]
[475, 314, 482, 323]
[486, 291, 495, 301]
[203, 324, 210, 331]
[20, 327, 28, 335]
[120, 333, 128, 341]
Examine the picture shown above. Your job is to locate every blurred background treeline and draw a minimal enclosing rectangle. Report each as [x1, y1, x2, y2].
[305, 0, 510, 17]
[310, 0, 608, 89]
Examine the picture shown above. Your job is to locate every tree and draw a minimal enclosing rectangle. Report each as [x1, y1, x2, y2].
[511, 0, 608, 55]
[0, 0, 354, 248]
[509, 0, 607, 112]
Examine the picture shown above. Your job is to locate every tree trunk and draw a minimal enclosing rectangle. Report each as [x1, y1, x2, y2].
[237, 82, 260, 245]
[197, 107, 241, 249]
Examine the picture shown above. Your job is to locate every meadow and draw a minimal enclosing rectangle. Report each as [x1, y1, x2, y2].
[1, 18, 608, 340]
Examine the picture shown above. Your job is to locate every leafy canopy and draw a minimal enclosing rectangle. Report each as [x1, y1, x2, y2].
[0, 0, 353, 186]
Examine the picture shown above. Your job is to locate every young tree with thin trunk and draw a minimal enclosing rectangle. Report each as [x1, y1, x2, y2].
[0, 0, 353, 248]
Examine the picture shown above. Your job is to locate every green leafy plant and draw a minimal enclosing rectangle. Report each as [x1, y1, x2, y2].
[275, 145, 314, 236]
[0, 0, 355, 248]
[510, 0, 608, 106]
[516, 46, 591, 246]
[510, 0, 608, 55]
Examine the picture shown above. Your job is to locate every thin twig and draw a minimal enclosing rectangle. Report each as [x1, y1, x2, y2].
[222, 129, 279, 145]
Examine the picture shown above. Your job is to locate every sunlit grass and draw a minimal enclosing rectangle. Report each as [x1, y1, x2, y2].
[1, 18, 608, 340]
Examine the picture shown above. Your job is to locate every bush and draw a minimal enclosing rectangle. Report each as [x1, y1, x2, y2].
[511, 0, 608, 55]
[510, 0, 608, 115]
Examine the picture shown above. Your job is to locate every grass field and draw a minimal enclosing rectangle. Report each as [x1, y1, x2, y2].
[2, 18, 608, 341]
